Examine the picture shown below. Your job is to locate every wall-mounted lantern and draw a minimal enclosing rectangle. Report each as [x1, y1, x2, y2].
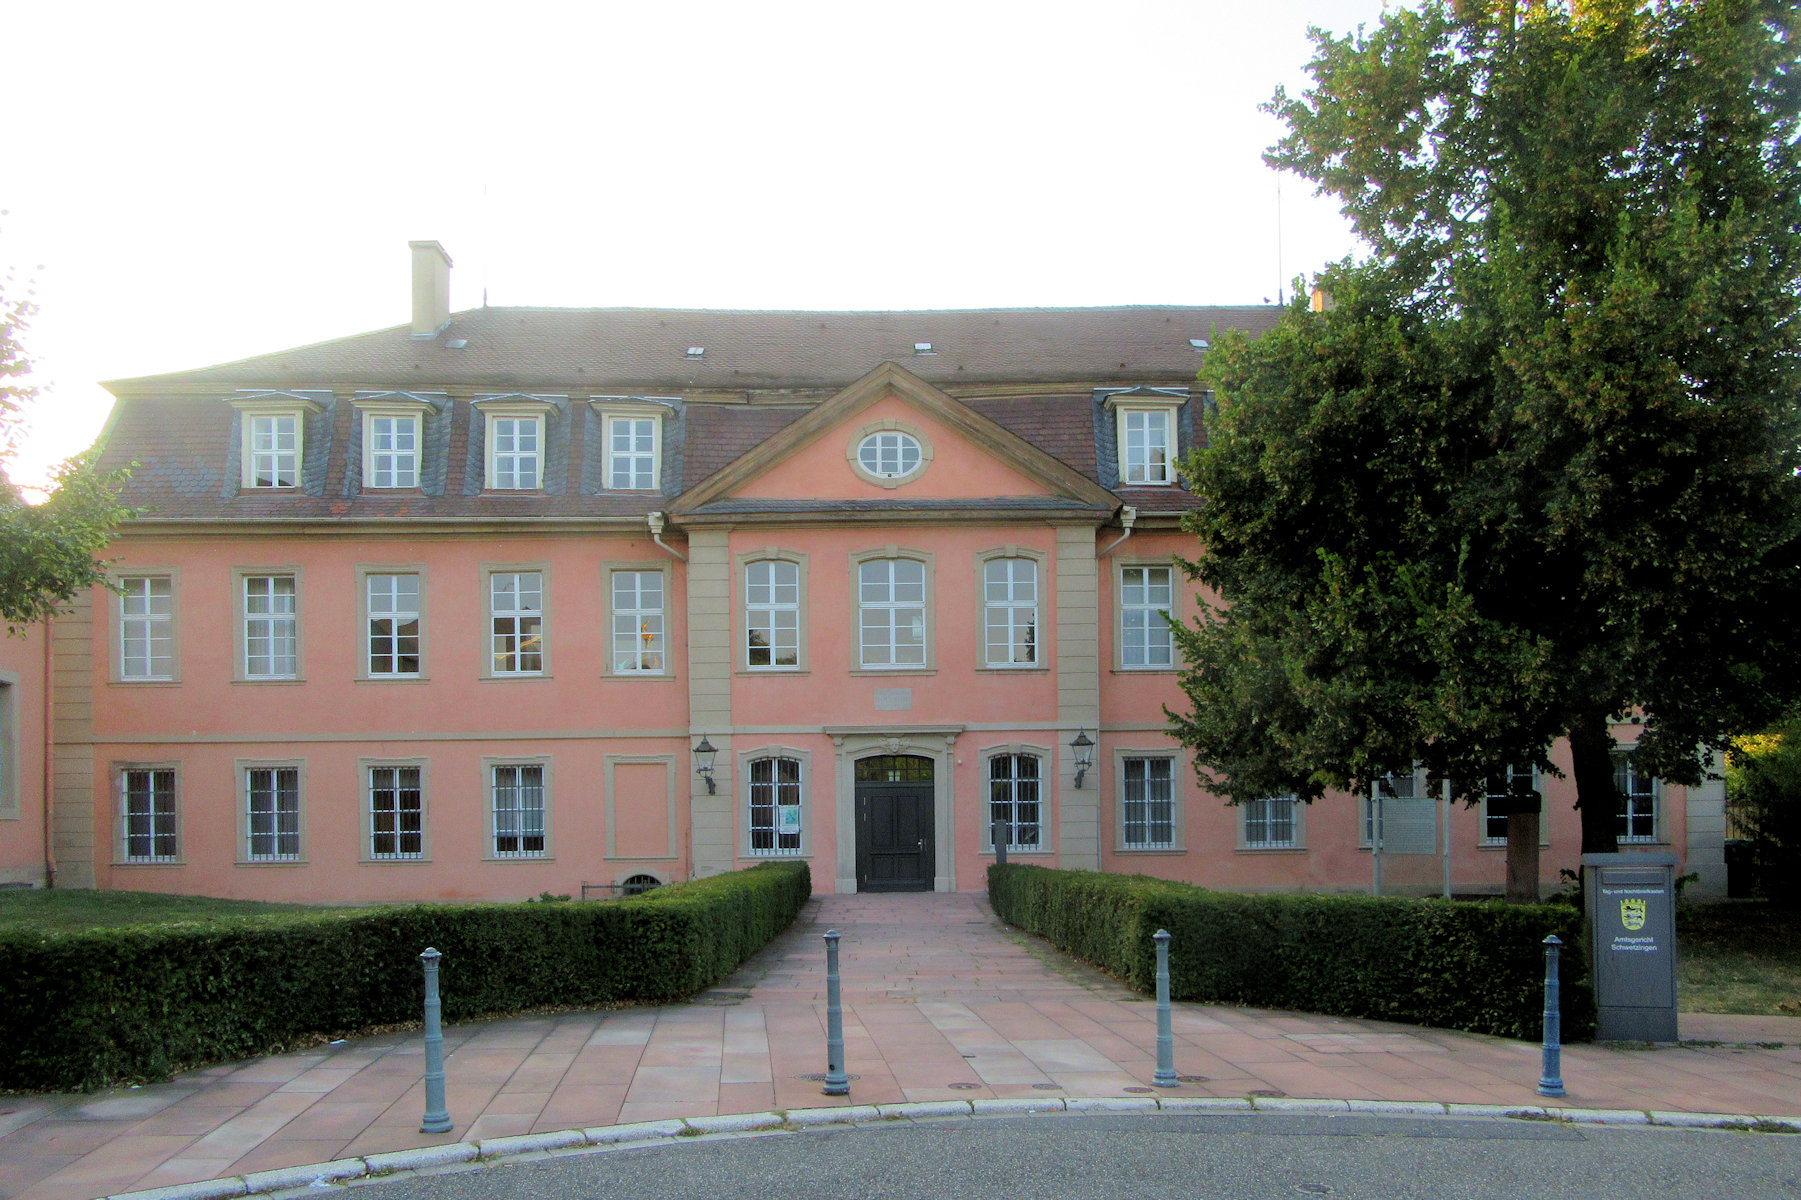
[694, 734, 718, 794]
[1071, 730, 1095, 789]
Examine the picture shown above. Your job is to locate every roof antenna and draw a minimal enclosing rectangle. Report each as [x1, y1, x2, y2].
[1275, 177, 1289, 309]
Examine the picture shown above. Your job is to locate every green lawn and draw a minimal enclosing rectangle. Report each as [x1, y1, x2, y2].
[0, 888, 339, 934]
[1678, 902, 1801, 1018]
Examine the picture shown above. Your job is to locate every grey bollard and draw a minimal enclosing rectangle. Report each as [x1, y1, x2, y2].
[419, 947, 453, 1133]
[991, 818, 1008, 865]
[823, 929, 849, 1096]
[1537, 934, 1565, 1098]
[1153, 929, 1178, 1087]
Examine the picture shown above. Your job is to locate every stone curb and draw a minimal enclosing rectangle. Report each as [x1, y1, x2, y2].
[101, 1098, 1801, 1200]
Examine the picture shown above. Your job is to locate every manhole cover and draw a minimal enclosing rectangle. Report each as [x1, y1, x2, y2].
[1177, 1075, 1210, 1083]
[794, 1073, 861, 1083]
[1031, 1083, 1062, 1091]
[1123, 1086, 1155, 1094]
[1249, 1089, 1287, 1098]
[948, 1082, 982, 1090]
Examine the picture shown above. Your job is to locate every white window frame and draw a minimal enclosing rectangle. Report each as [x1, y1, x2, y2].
[1104, 397, 1181, 487]
[745, 752, 806, 857]
[0, 673, 17, 821]
[1240, 795, 1302, 850]
[846, 418, 933, 488]
[477, 399, 557, 492]
[242, 763, 303, 863]
[743, 554, 805, 672]
[357, 402, 429, 490]
[115, 573, 177, 682]
[486, 567, 547, 677]
[1119, 753, 1179, 851]
[853, 549, 933, 672]
[1480, 764, 1540, 846]
[362, 569, 424, 679]
[365, 761, 427, 861]
[1117, 562, 1176, 670]
[980, 552, 1041, 668]
[231, 396, 321, 490]
[238, 571, 300, 681]
[985, 749, 1046, 853]
[1614, 752, 1661, 844]
[607, 414, 662, 491]
[609, 568, 667, 675]
[489, 759, 550, 859]
[117, 764, 179, 864]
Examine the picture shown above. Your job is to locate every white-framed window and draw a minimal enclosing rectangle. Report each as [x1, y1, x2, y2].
[490, 416, 541, 489]
[1119, 564, 1175, 669]
[858, 555, 928, 669]
[747, 755, 804, 856]
[607, 415, 661, 490]
[117, 575, 175, 681]
[1119, 407, 1174, 485]
[987, 753, 1042, 851]
[983, 557, 1038, 667]
[366, 413, 420, 488]
[1481, 765, 1538, 844]
[366, 572, 422, 677]
[1121, 756, 1176, 849]
[368, 764, 424, 860]
[611, 570, 665, 673]
[241, 574, 298, 679]
[0, 675, 17, 821]
[1614, 752, 1659, 844]
[1241, 795, 1299, 849]
[119, 767, 178, 863]
[489, 570, 545, 675]
[491, 762, 548, 858]
[244, 766, 301, 861]
[248, 413, 301, 488]
[745, 559, 801, 670]
[846, 419, 933, 488]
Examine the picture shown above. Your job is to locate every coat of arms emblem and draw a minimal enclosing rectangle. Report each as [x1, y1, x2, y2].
[1620, 898, 1647, 931]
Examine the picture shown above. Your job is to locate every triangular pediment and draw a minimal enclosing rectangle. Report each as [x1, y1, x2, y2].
[670, 361, 1118, 517]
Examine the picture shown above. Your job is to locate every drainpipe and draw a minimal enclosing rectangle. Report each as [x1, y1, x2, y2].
[42, 612, 56, 890]
[647, 511, 687, 561]
[1099, 506, 1138, 558]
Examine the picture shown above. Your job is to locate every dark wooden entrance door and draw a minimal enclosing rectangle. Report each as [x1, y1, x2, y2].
[855, 754, 935, 892]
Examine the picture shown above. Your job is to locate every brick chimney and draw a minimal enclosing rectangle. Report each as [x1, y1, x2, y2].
[409, 240, 454, 339]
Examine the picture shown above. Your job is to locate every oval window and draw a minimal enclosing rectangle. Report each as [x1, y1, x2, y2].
[857, 431, 922, 480]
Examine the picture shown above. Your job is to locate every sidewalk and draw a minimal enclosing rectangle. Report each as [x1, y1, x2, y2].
[2, 892, 1796, 1200]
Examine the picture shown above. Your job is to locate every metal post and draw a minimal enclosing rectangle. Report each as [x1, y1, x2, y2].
[823, 929, 849, 1096]
[991, 818, 1008, 866]
[1153, 929, 1178, 1087]
[419, 947, 452, 1133]
[1537, 934, 1565, 1098]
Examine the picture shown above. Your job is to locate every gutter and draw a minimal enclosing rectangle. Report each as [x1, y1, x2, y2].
[1098, 506, 1138, 557]
[648, 512, 687, 561]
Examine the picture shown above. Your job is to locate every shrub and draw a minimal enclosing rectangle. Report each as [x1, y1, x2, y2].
[989, 863, 1590, 1041]
[0, 861, 808, 1092]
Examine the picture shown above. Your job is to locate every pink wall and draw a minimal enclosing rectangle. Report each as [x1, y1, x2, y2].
[0, 622, 47, 887]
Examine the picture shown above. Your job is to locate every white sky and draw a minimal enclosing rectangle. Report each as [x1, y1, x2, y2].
[3, 0, 1392, 492]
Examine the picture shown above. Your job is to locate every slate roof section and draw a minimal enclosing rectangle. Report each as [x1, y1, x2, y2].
[105, 306, 1276, 393]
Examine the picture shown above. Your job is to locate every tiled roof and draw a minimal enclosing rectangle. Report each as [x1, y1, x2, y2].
[105, 306, 1276, 393]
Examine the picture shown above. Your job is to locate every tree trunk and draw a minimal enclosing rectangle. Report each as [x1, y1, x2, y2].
[1569, 710, 1621, 857]
[1505, 809, 1540, 903]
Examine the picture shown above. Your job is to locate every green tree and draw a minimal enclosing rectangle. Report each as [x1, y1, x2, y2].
[1, 251, 130, 631]
[1725, 720, 1801, 904]
[1171, 0, 1801, 888]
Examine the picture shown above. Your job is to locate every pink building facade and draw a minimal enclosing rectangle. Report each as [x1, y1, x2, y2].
[6, 244, 1724, 901]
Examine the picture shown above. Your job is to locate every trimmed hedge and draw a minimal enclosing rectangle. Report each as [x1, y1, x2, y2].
[989, 863, 1591, 1041]
[0, 861, 809, 1092]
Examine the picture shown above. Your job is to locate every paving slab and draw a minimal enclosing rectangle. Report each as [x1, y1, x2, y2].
[3, 890, 1797, 1200]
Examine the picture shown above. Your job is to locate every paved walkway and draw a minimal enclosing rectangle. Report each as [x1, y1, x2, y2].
[2, 893, 1797, 1200]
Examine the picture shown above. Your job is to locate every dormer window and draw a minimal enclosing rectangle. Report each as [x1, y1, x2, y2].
[475, 398, 558, 492]
[353, 395, 435, 490]
[590, 398, 674, 492]
[230, 395, 323, 490]
[1102, 390, 1186, 488]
